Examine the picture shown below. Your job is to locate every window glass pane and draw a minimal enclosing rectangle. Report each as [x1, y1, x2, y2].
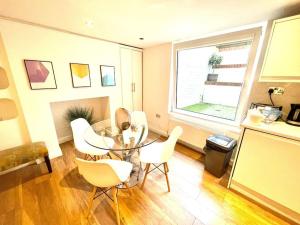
[176, 40, 252, 121]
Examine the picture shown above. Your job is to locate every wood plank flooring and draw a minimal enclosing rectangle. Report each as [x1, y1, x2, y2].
[0, 141, 292, 225]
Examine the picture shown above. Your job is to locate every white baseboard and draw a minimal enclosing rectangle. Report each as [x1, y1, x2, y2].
[148, 125, 204, 154]
[149, 124, 235, 167]
[177, 139, 204, 153]
[148, 125, 168, 137]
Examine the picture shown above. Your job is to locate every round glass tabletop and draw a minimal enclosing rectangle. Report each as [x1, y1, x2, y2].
[83, 121, 161, 187]
[84, 121, 160, 151]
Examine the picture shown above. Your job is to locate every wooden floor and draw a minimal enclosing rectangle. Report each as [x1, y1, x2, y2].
[0, 141, 291, 225]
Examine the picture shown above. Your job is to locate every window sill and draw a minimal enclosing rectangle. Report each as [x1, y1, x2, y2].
[169, 110, 241, 135]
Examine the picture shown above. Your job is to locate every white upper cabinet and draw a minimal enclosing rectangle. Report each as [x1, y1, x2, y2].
[260, 14, 300, 82]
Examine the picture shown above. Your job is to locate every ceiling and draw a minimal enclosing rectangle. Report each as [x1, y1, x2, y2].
[0, 0, 299, 48]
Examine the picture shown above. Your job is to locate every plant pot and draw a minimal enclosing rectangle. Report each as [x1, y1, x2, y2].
[207, 73, 218, 82]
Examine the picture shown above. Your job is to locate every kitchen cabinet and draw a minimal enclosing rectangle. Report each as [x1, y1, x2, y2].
[260, 14, 300, 82]
[230, 121, 300, 223]
[120, 46, 142, 111]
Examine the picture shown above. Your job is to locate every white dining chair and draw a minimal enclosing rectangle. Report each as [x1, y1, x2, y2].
[76, 158, 133, 225]
[71, 118, 110, 160]
[131, 111, 148, 144]
[140, 126, 183, 192]
[129, 111, 149, 180]
[115, 107, 131, 131]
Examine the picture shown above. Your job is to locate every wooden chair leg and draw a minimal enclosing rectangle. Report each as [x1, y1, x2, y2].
[141, 163, 150, 190]
[86, 186, 97, 217]
[108, 152, 112, 159]
[112, 187, 120, 225]
[165, 162, 169, 173]
[124, 182, 132, 196]
[137, 161, 142, 181]
[163, 163, 171, 192]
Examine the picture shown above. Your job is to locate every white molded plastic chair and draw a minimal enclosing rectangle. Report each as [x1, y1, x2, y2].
[115, 107, 131, 131]
[76, 158, 133, 225]
[91, 119, 111, 131]
[131, 111, 148, 144]
[140, 126, 183, 192]
[71, 118, 110, 160]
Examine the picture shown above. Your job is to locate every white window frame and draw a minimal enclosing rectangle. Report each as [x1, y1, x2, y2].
[170, 25, 265, 130]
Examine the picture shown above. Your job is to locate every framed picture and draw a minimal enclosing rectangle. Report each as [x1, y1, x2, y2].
[100, 65, 116, 87]
[24, 60, 57, 90]
[70, 63, 91, 88]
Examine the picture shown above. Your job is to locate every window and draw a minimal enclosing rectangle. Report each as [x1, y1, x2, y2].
[172, 28, 262, 125]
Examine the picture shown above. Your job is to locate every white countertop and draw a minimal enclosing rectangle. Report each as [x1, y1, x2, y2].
[242, 118, 300, 141]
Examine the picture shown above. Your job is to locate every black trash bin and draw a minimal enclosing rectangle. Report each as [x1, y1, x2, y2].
[204, 134, 237, 178]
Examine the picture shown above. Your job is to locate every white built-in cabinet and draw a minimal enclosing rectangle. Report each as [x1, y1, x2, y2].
[230, 128, 300, 223]
[260, 14, 300, 82]
[120, 46, 143, 111]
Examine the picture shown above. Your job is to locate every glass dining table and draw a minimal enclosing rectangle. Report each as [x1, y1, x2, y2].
[84, 121, 161, 187]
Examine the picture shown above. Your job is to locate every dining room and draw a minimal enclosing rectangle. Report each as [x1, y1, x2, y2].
[1, 1, 300, 225]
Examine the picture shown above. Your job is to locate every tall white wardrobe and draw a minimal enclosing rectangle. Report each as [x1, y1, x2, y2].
[120, 46, 143, 111]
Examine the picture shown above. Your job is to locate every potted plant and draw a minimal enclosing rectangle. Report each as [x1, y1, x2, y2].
[207, 54, 223, 81]
[65, 106, 95, 125]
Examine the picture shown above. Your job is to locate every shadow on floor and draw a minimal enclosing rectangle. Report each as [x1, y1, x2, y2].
[59, 167, 91, 192]
[0, 163, 50, 192]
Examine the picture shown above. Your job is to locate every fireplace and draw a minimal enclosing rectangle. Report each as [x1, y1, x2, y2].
[50, 96, 110, 143]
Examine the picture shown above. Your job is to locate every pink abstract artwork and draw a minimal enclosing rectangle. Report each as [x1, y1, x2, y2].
[25, 61, 49, 83]
[24, 60, 57, 89]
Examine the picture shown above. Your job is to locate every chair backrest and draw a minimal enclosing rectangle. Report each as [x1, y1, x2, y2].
[131, 111, 148, 144]
[161, 126, 183, 162]
[91, 119, 111, 131]
[115, 108, 131, 131]
[70, 118, 91, 150]
[75, 158, 122, 187]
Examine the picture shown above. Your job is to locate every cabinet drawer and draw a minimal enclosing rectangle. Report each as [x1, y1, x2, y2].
[232, 129, 300, 213]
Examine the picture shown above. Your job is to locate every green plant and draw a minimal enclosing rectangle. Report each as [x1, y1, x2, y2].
[65, 106, 95, 124]
[208, 53, 223, 72]
[208, 54, 223, 67]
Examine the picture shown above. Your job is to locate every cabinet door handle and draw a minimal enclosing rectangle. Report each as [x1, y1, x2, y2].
[133, 83, 135, 92]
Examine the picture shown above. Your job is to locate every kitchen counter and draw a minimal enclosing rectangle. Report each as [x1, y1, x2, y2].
[242, 118, 300, 142]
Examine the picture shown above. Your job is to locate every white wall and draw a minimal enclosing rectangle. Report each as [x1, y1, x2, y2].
[143, 43, 217, 150]
[176, 47, 212, 108]
[143, 23, 300, 151]
[143, 44, 171, 133]
[203, 85, 242, 107]
[0, 19, 124, 158]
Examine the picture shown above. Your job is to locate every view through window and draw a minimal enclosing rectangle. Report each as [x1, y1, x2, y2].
[176, 39, 253, 121]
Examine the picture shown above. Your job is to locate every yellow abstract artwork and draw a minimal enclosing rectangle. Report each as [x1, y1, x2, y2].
[70, 63, 91, 87]
[70, 63, 89, 78]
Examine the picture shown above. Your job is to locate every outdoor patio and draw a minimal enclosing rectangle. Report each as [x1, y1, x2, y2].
[182, 102, 237, 120]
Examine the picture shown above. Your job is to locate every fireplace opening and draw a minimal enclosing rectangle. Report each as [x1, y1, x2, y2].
[50, 96, 110, 143]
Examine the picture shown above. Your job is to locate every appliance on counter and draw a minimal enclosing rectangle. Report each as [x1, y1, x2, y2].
[250, 103, 282, 122]
[286, 104, 300, 126]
